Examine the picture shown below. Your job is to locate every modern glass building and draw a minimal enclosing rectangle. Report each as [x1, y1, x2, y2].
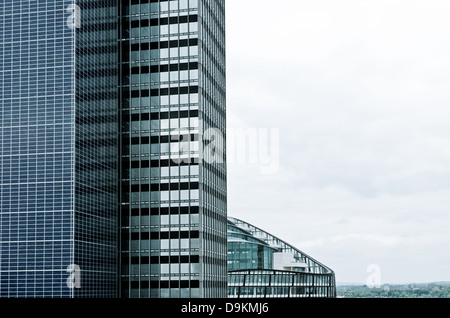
[118, 0, 227, 298]
[0, 0, 227, 299]
[227, 217, 336, 298]
[0, 0, 118, 297]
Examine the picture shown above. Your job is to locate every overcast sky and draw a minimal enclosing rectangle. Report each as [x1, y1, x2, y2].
[225, 0, 450, 284]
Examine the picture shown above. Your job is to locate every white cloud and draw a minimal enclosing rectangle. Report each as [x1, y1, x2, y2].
[227, 0, 450, 284]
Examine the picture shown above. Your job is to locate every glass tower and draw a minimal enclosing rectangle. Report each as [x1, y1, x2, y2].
[0, 0, 118, 297]
[119, 0, 227, 298]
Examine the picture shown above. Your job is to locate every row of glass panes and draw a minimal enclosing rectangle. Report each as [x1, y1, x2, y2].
[126, 119, 198, 132]
[0, 229, 72, 234]
[0, 196, 72, 202]
[0, 78, 73, 86]
[228, 275, 332, 287]
[124, 94, 199, 108]
[0, 257, 71, 262]
[1, 22, 71, 30]
[125, 70, 198, 85]
[126, 46, 198, 61]
[0, 93, 73, 100]
[126, 141, 199, 153]
[124, 151, 198, 161]
[0, 71, 73, 82]
[0, 42, 72, 51]
[0, 77, 72, 85]
[0, 118, 72, 124]
[122, 290, 190, 298]
[0, 16, 62, 22]
[126, 238, 199, 250]
[0, 12, 67, 19]
[228, 287, 331, 298]
[0, 202, 73, 209]
[150, 215, 199, 226]
[0, 209, 72, 214]
[0, 221, 72, 226]
[127, 189, 199, 201]
[0, 153, 72, 159]
[125, 214, 199, 225]
[1, 284, 73, 290]
[1, 278, 71, 283]
[0, 93, 72, 101]
[126, 165, 199, 178]
[0, 1, 67, 11]
[0, 60, 72, 68]
[1, 33, 73, 42]
[0, 186, 73, 193]
[0, 173, 72, 180]
[1, 293, 72, 298]
[0, 132, 73, 140]
[127, 23, 198, 38]
[0, 258, 72, 263]
[0, 243, 71, 248]
[124, 264, 199, 275]
[125, 0, 199, 15]
[1, 231, 73, 236]
[1, 287, 73, 293]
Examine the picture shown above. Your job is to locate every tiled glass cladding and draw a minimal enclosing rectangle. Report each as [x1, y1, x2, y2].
[119, 0, 227, 298]
[0, 0, 118, 298]
[227, 217, 336, 298]
[74, 0, 118, 298]
[227, 226, 275, 271]
[228, 270, 336, 298]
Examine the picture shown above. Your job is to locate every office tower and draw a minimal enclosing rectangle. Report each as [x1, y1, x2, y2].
[0, 0, 118, 297]
[227, 217, 336, 298]
[119, 0, 227, 298]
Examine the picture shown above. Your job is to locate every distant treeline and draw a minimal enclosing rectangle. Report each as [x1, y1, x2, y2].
[337, 282, 450, 298]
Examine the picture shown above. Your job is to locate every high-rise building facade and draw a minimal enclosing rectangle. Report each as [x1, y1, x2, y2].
[0, 0, 118, 297]
[119, 0, 228, 298]
[0, 0, 227, 299]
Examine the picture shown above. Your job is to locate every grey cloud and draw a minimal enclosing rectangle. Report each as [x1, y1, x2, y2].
[226, 0, 450, 284]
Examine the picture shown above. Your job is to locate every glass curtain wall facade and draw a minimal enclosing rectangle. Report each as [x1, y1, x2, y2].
[74, 0, 119, 298]
[119, 0, 227, 298]
[0, 0, 118, 298]
[227, 217, 336, 298]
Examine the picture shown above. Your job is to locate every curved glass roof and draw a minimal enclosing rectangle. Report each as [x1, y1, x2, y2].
[228, 222, 275, 247]
[228, 217, 334, 275]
